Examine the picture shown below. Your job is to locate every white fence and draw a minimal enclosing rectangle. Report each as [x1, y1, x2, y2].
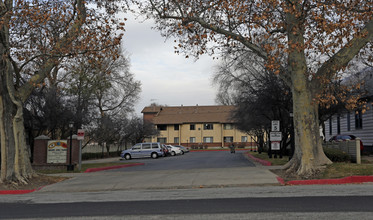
[323, 139, 361, 164]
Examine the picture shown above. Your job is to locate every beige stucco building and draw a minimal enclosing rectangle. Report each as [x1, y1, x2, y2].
[142, 105, 254, 148]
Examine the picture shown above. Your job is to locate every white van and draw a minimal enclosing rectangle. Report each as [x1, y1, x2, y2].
[120, 142, 165, 160]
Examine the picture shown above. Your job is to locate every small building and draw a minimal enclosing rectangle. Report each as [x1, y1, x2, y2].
[325, 67, 373, 151]
[142, 105, 254, 148]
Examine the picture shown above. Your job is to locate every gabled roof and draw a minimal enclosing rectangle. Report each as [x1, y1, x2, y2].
[142, 105, 236, 124]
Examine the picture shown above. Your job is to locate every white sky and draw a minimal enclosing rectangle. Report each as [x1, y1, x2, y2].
[121, 14, 220, 115]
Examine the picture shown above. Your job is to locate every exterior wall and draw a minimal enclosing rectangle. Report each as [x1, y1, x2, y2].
[325, 101, 373, 148]
[150, 123, 253, 147]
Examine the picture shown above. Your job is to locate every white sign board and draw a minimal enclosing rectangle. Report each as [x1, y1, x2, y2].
[77, 129, 85, 141]
[270, 132, 282, 141]
[47, 140, 67, 163]
[271, 141, 281, 150]
[271, 120, 280, 131]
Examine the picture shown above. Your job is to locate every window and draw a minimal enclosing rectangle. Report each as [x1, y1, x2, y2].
[224, 137, 233, 143]
[157, 138, 167, 143]
[132, 143, 141, 150]
[329, 118, 332, 135]
[203, 137, 213, 143]
[142, 143, 151, 149]
[174, 124, 179, 130]
[190, 137, 196, 143]
[190, 124, 195, 130]
[241, 136, 248, 142]
[151, 143, 159, 149]
[174, 137, 179, 143]
[204, 123, 214, 130]
[347, 112, 351, 131]
[157, 125, 167, 131]
[224, 124, 233, 130]
[355, 110, 363, 129]
[337, 116, 341, 134]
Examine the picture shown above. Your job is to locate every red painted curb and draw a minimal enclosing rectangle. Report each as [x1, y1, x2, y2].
[246, 153, 272, 166]
[286, 175, 373, 185]
[0, 189, 36, 195]
[84, 163, 145, 173]
[277, 177, 286, 185]
[0, 185, 45, 195]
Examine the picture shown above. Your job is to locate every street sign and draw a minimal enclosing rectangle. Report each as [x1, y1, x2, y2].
[271, 120, 280, 131]
[271, 141, 281, 150]
[77, 129, 85, 141]
[270, 132, 282, 141]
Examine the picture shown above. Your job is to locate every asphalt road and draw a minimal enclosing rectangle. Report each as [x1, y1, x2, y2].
[1, 196, 373, 219]
[114, 150, 256, 171]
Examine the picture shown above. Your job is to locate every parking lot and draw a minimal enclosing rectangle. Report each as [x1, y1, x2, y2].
[115, 150, 256, 172]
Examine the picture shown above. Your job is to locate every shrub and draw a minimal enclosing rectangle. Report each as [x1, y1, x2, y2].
[323, 147, 350, 162]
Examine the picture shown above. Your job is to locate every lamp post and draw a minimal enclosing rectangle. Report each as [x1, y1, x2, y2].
[67, 122, 74, 171]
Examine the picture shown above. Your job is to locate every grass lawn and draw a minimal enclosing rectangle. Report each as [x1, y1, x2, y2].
[248, 151, 373, 180]
[321, 162, 373, 179]
[247, 151, 289, 166]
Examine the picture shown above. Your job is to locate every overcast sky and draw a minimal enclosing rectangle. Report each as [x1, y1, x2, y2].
[121, 14, 220, 115]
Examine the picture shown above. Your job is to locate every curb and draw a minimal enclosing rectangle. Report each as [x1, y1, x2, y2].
[280, 175, 373, 185]
[0, 163, 145, 195]
[84, 163, 145, 173]
[0, 185, 45, 195]
[246, 152, 272, 166]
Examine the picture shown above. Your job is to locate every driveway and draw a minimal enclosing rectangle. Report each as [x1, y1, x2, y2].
[39, 151, 280, 192]
[113, 150, 256, 171]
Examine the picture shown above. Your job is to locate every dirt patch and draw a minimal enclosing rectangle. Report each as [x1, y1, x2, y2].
[271, 168, 324, 182]
[0, 175, 68, 191]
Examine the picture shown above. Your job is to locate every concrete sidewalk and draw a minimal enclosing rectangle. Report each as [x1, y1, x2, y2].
[39, 165, 280, 193]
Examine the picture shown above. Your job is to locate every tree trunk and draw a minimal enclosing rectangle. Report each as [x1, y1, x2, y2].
[284, 84, 332, 177]
[0, 61, 35, 185]
[284, 5, 332, 177]
[0, 4, 35, 184]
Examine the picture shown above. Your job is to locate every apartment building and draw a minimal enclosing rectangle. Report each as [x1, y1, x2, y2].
[142, 105, 253, 148]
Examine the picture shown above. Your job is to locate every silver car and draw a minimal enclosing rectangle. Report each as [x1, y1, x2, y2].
[121, 142, 165, 160]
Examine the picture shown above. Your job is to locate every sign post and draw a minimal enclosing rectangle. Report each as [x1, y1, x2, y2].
[271, 120, 280, 132]
[270, 120, 281, 158]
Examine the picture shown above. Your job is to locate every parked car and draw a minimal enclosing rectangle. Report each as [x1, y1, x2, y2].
[161, 144, 169, 156]
[121, 142, 164, 160]
[174, 145, 189, 154]
[165, 145, 183, 156]
[329, 134, 364, 151]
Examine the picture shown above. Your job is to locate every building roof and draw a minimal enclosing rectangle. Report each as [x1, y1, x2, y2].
[142, 105, 236, 124]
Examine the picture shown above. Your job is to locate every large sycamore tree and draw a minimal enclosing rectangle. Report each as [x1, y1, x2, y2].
[0, 0, 127, 184]
[135, 0, 373, 177]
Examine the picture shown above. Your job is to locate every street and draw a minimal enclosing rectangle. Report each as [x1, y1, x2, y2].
[1, 196, 373, 219]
